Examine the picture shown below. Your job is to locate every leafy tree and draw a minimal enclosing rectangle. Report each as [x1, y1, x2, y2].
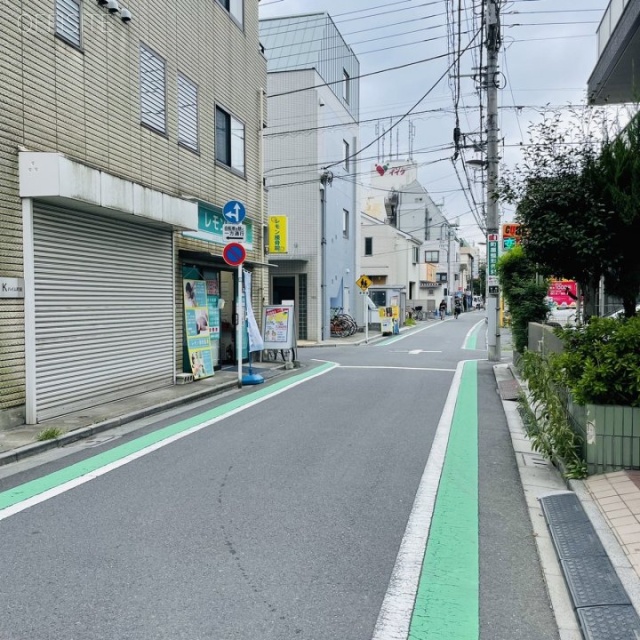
[497, 245, 549, 353]
[499, 111, 608, 315]
[589, 116, 640, 317]
[500, 108, 640, 318]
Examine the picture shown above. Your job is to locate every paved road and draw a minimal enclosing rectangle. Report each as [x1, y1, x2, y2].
[0, 312, 558, 639]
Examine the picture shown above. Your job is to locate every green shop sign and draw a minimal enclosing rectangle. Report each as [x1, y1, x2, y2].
[183, 202, 253, 250]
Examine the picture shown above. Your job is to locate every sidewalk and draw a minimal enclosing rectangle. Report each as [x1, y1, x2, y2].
[0, 325, 396, 466]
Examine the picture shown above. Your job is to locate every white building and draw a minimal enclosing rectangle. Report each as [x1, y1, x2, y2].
[361, 160, 462, 313]
[260, 14, 360, 340]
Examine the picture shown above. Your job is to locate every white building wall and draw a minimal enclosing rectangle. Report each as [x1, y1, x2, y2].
[265, 70, 358, 340]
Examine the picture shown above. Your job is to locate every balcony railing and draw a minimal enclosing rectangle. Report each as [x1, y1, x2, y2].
[597, 0, 629, 56]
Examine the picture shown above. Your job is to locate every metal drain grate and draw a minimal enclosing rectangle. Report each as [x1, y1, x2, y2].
[577, 606, 640, 640]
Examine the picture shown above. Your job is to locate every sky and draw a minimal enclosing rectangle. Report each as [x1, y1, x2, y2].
[258, 0, 610, 246]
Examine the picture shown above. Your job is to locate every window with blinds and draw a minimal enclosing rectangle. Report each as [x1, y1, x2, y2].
[140, 44, 167, 134]
[177, 73, 198, 151]
[55, 0, 81, 48]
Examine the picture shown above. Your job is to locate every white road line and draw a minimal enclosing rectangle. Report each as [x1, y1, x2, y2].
[0, 363, 338, 522]
[339, 365, 456, 372]
[463, 319, 486, 350]
[375, 323, 440, 346]
[370, 360, 466, 640]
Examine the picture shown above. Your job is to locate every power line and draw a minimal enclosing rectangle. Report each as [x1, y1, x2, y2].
[323, 28, 483, 170]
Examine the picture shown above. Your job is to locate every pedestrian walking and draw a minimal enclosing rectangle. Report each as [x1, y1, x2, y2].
[454, 299, 462, 319]
[439, 299, 447, 321]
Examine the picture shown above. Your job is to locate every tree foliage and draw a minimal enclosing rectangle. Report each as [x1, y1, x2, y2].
[499, 108, 640, 317]
[497, 245, 548, 353]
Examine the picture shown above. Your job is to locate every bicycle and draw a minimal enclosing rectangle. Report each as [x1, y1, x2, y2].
[330, 309, 358, 337]
[263, 347, 296, 363]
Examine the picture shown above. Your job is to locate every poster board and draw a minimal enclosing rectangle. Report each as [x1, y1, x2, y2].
[183, 278, 215, 379]
[262, 305, 295, 350]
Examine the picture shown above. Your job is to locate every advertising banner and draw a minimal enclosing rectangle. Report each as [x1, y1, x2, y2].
[547, 279, 577, 308]
[243, 270, 264, 352]
[262, 306, 294, 349]
[183, 279, 215, 379]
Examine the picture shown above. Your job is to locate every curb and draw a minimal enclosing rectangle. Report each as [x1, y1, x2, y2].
[501, 362, 640, 639]
[0, 378, 240, 467]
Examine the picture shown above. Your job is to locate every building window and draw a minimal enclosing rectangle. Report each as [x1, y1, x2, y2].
[216, 0, 243, 26]
[425, 250, 439, 263]
[55, 0, 81, 48]
[177, 73, 199, 152]
[343, 209, 349, 239]
[140, 44, 167, 134]
[343, 140, 350, 171]
[436, 272, 448, 283]
[413, 247, 420, 264]
[364, 237, 373, 256]
[343, 69, 350, 103]
[216, 106, 245, 174]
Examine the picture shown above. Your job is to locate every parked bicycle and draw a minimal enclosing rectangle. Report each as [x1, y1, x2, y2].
[330, 309, 358, 337]
[263, 347, 296, 363]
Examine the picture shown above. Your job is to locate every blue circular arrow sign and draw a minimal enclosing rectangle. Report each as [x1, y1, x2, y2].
[222, 200, 246, 224]
[223, 242, 246, 266]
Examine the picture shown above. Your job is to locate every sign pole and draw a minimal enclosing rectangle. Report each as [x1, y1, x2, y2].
[364, 291, 369, 344]
[236, 263, 243, 388]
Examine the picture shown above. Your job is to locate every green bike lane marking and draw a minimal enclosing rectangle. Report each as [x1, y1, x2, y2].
[0, 361, 336, 517]
[463, 319, 486, 351]
[408, 359, 479, 639]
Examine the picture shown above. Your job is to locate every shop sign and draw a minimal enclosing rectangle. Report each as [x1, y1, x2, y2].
[183, 203, 253, 250]
[0, 277, 25, 298]
[268, 216, 288, 254]
[183, 278, 217, 380]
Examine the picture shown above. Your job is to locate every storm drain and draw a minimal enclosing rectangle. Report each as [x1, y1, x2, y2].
[497, 377, 522, 401]
[540, 492, 640, 640]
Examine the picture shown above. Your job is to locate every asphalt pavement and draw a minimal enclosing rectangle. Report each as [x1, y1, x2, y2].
[0, 313, 640, 640]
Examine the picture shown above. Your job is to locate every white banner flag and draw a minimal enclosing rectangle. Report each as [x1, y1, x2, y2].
[243, 269, 264, 352]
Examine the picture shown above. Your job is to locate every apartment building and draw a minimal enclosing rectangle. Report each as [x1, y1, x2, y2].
[260, 13, 360, 341]
[0, 0, 266, 426]
[588, 0, 640, 103]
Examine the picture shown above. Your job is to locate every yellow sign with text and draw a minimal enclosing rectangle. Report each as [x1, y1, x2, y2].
[268, 216, 288, 254]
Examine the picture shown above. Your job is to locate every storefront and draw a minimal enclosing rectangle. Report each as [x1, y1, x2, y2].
[180, 201, 260, 376]
[20, 152, 199, 423]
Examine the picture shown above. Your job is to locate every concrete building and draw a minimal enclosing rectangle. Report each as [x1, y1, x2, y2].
[260, 13, 359, 341]
[0, 0, 267, 426]
[360, 212, 422, 320]
[361, 160, 461, 313]
[588, 0, 640, 103]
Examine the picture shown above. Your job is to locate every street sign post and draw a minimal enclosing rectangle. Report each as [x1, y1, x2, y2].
[356, 274, 372, 291]
[356, 275, 372, 343]
[222, 200, 246, 224]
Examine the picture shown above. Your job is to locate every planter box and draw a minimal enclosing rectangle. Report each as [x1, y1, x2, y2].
[567, 398, 640, 475]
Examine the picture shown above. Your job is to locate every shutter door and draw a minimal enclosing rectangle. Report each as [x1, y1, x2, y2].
[33, 204, 174, 420]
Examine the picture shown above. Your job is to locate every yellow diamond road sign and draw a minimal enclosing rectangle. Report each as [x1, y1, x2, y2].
[356, 274, 372, 291]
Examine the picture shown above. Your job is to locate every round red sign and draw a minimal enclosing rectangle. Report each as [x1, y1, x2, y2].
[223, 242, 246, 266]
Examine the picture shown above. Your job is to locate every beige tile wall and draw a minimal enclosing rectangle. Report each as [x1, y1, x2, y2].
[0, 0, 267, 416]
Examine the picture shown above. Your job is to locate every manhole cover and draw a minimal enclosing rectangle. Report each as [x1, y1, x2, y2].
[498, 378, 521, 400]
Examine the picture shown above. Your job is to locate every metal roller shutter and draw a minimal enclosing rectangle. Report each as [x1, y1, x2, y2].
[33, 204, 174, 420]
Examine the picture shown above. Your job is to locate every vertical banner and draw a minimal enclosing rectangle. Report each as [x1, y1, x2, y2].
[206, 278, 221, 367]
[183, 279, 215, 379]
[268, 216, 288, 254]
[243, 270, 264, 352]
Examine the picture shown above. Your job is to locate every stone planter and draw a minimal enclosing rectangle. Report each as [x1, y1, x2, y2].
[567, 398, 640, 475]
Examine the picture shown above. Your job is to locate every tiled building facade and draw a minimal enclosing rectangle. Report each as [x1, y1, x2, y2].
[0, 0, 267, 426]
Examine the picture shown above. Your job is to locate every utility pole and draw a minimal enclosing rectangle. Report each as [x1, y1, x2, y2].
[485, 0, 501, 361]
